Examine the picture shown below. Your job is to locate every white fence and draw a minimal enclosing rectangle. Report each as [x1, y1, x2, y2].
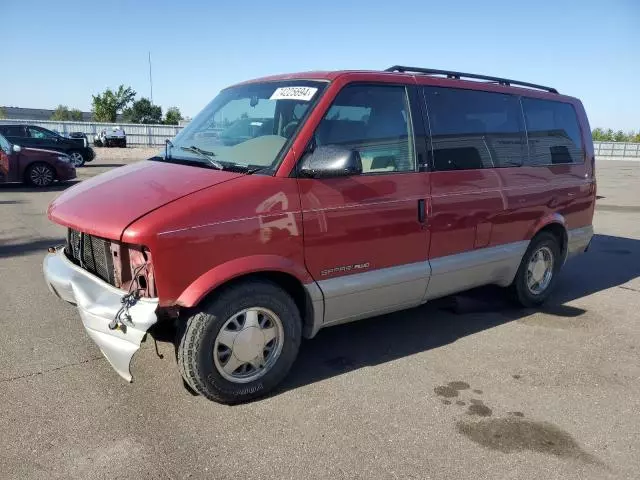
[594, 142, 640, 158]
[2, 119, 639, 155]
[0, 119, 183, 146]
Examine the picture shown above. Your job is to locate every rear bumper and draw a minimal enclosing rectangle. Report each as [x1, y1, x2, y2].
[566, 225, 594, 260]
[43, 247, 158, 381]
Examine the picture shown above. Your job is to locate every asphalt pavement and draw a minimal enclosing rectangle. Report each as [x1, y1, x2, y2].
[0, 154, 639, 479]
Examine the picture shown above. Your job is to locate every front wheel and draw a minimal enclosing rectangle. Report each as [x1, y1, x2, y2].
[510, 232, 561, 307]
[68, 150, 85, 167]
[177, 280, 302, 404]
[25, 162, 55, 187]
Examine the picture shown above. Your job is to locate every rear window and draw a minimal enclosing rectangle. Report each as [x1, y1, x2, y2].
[423, 87, 526, 171]
[0, 125, 25, 137]
[521, 98, 583, 165]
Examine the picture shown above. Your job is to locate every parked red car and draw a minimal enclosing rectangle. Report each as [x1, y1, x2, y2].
[0, 133, 76, 186]
[43, 66, 595, 403]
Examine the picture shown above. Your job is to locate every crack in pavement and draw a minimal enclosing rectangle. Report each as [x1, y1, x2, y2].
[0, 355, 104, 384]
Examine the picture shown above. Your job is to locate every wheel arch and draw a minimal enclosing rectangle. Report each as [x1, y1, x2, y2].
[175, 255, 320, 339]
[528, 214, 568, 261]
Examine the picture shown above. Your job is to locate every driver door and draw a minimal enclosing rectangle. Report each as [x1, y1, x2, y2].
[297, 83, 431, 326]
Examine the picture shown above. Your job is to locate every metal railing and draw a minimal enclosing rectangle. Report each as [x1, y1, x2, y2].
[0, 118, 183, 146]
[2, 118, 639, 156]
[594, 142, 640, 158]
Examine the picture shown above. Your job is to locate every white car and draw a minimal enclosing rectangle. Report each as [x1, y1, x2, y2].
[94, 127, 126, 148]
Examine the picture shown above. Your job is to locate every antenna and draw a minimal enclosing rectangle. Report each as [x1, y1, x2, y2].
[148, 51, 154, 103]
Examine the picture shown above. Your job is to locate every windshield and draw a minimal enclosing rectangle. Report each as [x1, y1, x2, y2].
[167, 80, 327, 172]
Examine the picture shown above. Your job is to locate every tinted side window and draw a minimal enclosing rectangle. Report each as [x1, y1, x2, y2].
[315, 84, 415, 173]
[521, 98, 583, 165]
[0, 125, 25, 137]
[27, 126, 57, 139]
[424, 87, 526, 171]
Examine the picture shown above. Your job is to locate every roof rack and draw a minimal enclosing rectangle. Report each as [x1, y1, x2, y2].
[385, 65, 558, 94]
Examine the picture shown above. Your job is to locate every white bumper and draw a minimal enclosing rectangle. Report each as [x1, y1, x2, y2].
[43, 248, 159, 381]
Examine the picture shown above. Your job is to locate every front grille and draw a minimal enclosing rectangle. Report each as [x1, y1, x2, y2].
[66, 229, 116, 285]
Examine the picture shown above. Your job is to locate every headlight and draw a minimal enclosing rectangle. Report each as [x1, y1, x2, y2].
[57, 155, 71, 163]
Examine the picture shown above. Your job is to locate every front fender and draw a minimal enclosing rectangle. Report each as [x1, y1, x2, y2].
[176, 254, 314, 308]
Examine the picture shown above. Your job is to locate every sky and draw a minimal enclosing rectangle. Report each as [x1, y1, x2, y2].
[2, 0, 639, 130]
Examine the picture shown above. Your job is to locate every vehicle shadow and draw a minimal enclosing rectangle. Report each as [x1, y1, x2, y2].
[278, 233, 640, 395]
[151, 234, 640, 400]
[0, 237, 61, 258]
[0, 180, 80, 193]
[83, 163, 125, 168]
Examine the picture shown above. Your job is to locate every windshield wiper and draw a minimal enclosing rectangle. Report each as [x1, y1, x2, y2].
[180, 146, 224, 170]
[222, 164, 266, 175]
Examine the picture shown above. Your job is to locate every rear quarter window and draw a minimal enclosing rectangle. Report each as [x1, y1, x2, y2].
[521, 98, 584, 165]
[0, 125, 25, 137]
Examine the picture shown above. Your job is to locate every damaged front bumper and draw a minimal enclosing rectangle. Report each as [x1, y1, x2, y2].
[43, 247, 159, 382]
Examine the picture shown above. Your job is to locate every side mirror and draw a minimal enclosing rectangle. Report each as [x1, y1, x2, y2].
[12, 145, 21, 153]
[299, 145, 362, 178]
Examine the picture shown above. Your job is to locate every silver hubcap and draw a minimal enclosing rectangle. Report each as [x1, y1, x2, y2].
[526, 246, 554, 295]
[70, 152, 83, 166]
[213, 307, 284, 383]
[30, 165, 53, 186]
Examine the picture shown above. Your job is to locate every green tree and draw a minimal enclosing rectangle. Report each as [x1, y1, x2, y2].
[50, 105, 84, 121]
[591, 128, 606, 141]
[164, 106, 183, 125]
[613, 130, 627, 142]
[123, 98, 162, 124]
[593, 128, 639, 142]
[0, 107, 6, 119]
[92, 85, 136, 122]
[604, 128, 614, 141]
[70, 109, 83, 121]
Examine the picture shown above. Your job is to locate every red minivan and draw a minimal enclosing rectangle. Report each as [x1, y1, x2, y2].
[43, 66, 595, 403]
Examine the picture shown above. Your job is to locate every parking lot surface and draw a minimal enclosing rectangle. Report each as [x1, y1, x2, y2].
[1, 153, 639, 479]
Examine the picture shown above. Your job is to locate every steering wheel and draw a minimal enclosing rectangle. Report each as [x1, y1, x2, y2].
[282, 120, 299, 138]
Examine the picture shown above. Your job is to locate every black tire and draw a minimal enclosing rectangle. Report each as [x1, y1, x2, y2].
[119, 138, 127, 148]
[68, 150, 85, 167]
[510, 232, 562, 307]
[177, 280, 302, 404]
[25, 162, 55, 187]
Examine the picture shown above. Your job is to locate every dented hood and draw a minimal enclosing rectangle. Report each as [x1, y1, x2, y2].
[48, 160, 242, 240]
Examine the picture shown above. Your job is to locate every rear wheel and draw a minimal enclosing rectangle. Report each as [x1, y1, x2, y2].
[25, 163, 55, 187]
[177, 280, 302, 404]
[510, 232, 561, 307]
